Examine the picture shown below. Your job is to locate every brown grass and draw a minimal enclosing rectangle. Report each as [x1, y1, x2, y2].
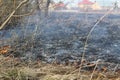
[0, 55, 120, 80]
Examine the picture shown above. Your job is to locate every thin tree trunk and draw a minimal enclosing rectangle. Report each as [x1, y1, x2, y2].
[35, 0, 41, 17]
[45, 0, 50, 17]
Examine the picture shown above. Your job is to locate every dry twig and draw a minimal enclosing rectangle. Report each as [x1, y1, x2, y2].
[79, 7, 114, 75]
[0, 0, 28, 30]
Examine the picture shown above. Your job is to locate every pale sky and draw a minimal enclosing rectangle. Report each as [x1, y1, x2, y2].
[54, 0, 119, 6]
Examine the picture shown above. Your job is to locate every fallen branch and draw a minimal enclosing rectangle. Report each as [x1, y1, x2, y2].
[0, 0, 28, 30]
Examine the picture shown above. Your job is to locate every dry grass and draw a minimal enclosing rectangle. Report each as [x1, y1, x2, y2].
[0, 55, 120, 80]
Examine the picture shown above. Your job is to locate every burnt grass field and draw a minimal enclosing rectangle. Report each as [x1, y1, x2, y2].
[0, 11, 120, 64]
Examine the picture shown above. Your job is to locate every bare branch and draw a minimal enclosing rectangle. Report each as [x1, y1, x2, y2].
[13, 9, 35, 17]
[0, 0, 29, 30]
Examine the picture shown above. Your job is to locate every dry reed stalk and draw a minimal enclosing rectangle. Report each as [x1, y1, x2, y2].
[90, 60, 99, 80]
[78, 7, 114, 77]
[96, 72, 106, 80]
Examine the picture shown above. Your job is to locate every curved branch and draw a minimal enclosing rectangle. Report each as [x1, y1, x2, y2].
[0, 0, 28, 30]
[78, 7, 114, 74]
[13, 9, 35, 17]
